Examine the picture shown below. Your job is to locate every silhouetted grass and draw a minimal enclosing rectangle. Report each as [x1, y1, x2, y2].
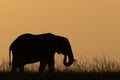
[0, 55, 120, 80]
[0, 71, 120, 80]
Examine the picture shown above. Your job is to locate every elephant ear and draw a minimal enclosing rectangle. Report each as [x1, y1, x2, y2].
[54, 35, 64, 54]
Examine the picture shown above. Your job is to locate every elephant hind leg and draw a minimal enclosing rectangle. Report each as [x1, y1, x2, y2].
[11, 60, 18, 72]
[11, 65, 17, 72]
[18, 64, 24, 72]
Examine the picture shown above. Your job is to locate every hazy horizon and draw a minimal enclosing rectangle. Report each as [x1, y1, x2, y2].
[0, 0, 120, 61]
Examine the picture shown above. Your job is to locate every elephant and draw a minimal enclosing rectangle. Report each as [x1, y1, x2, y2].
[9, 33, 74, 73]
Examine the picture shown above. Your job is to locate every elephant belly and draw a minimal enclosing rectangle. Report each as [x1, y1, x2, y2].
[19, 56, 40, 64]
[12, 46, 52, 64]
[13, 51, 41, 64]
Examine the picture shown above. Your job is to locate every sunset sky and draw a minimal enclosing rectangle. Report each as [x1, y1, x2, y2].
[0, 0, 120, 61]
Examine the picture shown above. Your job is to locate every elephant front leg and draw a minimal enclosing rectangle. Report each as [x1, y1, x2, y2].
[39, 61, 47, 74]
[48, 58, 54, 73]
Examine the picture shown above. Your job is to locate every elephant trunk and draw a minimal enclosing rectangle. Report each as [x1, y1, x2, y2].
[63, 54, 74, 66]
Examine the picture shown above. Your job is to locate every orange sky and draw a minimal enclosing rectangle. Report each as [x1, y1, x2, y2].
[0, 0, 120, 60]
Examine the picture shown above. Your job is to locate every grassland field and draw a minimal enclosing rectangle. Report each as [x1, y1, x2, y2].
[0, 56, 120, 80]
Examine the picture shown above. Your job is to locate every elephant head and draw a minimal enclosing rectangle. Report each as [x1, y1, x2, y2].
[56, 36, 74, 66]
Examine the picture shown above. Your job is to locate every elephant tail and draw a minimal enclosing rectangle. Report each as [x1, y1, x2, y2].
[9, 47, 12, 67]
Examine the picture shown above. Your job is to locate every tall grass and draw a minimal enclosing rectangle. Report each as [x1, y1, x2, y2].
[0, 55, 120, 72]
[70, 55, 120, 72]
[0, 58, 10, 72]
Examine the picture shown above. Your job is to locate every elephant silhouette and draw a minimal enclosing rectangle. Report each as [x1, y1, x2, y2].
[9, 33, 74, 73]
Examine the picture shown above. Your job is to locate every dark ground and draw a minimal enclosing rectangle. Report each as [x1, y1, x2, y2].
[0, 72, 120, 80]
